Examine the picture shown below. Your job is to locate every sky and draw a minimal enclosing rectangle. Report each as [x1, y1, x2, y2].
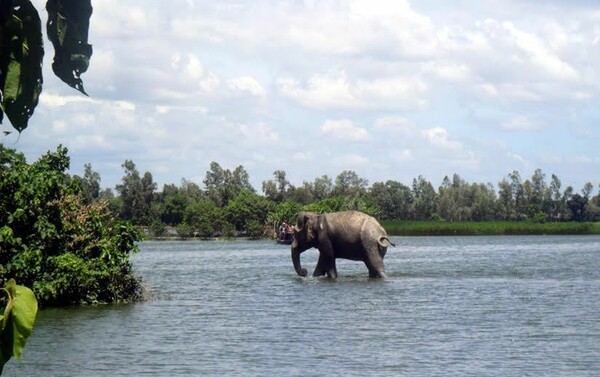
[3, 0, 600, 193]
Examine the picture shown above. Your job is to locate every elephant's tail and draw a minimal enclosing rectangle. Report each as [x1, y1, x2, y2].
[378, 236, 396, 248]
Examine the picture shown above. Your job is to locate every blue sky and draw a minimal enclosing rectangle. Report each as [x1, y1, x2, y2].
[4, 0, 599, 193]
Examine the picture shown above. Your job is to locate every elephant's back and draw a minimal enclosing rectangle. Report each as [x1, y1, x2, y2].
[325, 211, 368, 236]
[327, 211, 387, 253]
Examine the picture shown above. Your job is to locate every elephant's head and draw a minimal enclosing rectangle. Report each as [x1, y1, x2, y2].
[291, 212, 319, 277]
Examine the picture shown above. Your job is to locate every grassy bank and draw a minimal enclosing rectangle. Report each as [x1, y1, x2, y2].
[382, 221, 600, 236]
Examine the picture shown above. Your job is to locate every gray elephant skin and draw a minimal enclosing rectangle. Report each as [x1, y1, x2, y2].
[291, 210, 395, 278]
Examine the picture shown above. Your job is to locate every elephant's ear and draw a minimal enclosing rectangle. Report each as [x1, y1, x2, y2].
[296, 212, 310, 231]
[303, 214, 311, 228]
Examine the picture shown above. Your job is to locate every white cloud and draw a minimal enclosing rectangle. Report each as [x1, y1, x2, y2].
[572, 155, 594, 164]
[332, 153, 369, 168]
[354, 77, 428, 106]
[91, 1, 164, 39]
[374, 116, 411, 129]
[508, 153, 528, 166]
[52, 120, 67, 133]
[227, 76, 266, 97]
[277, 70, 356, 110]
[171, 53, 220, 94]
[89, 48, 116, 78]
[374, 116, 415, 137]
[502, 21, 578, 81]
[541, 154, 562, 164]
[278, 70, 427, 110]
[155, 105, 170, 115]
[40, 93, 95, 108]
[423, 62, 471, 82]
[292, 152, 312, 162]
[389, 149, 415, 163]
[321, 119, 368, 141]
[422, 127, 462, 150]
[239, 123, 279, 143]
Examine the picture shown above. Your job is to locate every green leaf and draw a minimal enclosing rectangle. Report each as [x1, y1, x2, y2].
[46, 0, 93, 95]
[0, 279, 38, 373]
[0, 1, 44, 132]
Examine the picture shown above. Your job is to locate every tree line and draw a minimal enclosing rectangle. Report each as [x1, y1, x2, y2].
[73, 154, 600, 238]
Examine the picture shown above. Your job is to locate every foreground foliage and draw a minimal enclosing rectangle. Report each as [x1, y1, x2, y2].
[0, 145, 143, 306]
[0, 0, 92, 132]
[0, 279, 37, 374]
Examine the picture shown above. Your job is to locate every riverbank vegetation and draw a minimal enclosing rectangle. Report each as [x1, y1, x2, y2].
[0, 146, 143, 307]
[76, 152, 600, 238]
[382, 220, 600, 236]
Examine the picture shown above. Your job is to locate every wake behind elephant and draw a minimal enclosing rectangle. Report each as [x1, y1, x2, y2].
[291, 210, 395, 278]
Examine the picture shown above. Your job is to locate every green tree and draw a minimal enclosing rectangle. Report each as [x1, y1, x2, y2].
[267, 200, 303, 233]
[115, 160, 155, 225]
[183, 199, 223, 238]
[497, 177, 515, 220]
[204, 162, 254, 206]
[312, 175, 333, 200]
[470, 183, 498, 221]
[149, 219, 167, 238]
[204, 161, 227, 205]
[71, 163, 101, 205]
[547, 174, 563, 221]
[158, 184, 188, 225]
[287, 181, 315, 204]
[141, 171, 157, 221]
[368, 180, 414, 220]
[333, 170, 368, 198]
[529, 168, 547, 211]
[245, 220, 265, 239]
[262, 169, 292, 202]
[232, 165, 255, 193]
[302, 197, 345, 214]
[411, 175, 437, 220]
[567, 193, 586, 222]
[509, 171, 526, 219]
[224, 190, 272, 233]
[561, 186, 574, 220]
[181, 178, 204, 202]
[437, 175, 461, 221]
[0, 145, 143, 306]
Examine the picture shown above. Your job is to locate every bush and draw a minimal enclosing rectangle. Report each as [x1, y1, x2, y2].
[245, 220, 264, 239]
[0, 146, 143, 306]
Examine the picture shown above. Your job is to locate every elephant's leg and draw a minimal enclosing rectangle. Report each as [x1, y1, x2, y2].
[313, 254, 337, 278]
[364, 254, 386, 278]
[325, 260, 338, 279]
[315, 240, 337, 278]
[313, 254, 326, 277]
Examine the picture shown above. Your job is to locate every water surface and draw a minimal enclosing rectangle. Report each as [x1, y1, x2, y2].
[6, 235, 600, 376]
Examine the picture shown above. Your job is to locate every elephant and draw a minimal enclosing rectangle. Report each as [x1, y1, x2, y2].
[291, 210, 395, 278]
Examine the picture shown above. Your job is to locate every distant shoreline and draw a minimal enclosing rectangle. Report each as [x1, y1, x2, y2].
[142, 221, 600, 240]
[381, 221, 600, 236]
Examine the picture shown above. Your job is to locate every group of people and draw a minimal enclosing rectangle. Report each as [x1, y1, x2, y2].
[277, 222, 295, 242]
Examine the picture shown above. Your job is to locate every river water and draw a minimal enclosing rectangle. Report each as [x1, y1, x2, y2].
[6, 235, 600, 376]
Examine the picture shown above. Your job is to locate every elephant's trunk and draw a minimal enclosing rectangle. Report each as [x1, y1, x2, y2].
[291, 244, 308, 277]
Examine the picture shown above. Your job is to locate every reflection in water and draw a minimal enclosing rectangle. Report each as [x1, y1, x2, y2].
[6, 236, 600, 376]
